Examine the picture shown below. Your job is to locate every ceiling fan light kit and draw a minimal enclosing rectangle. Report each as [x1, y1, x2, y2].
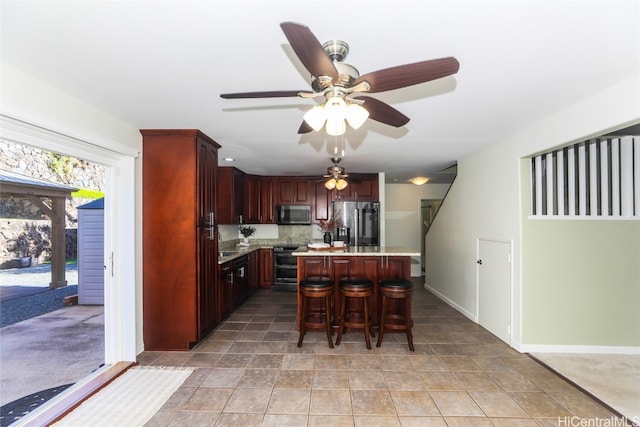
[220, 21, 460, 136]
[324, 157, 349, 190]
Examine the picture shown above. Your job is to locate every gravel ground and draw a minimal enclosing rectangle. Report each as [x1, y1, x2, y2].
[0, 264, 79, 328]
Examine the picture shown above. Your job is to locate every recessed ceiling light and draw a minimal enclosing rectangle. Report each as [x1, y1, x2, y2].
[223, 157, 235, 162]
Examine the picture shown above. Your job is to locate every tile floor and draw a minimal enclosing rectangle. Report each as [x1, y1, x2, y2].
[138, 281, 625, 427]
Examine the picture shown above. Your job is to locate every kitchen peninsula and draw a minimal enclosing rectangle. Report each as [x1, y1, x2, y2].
[293, 246, 420, 331]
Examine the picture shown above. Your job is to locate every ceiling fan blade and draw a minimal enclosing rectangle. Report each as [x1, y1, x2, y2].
[280, 22, 339, 82]
[297, 121, 313, 134]
[354, 96, 410, 127]
[220, 90, 313, 99]
[352, 57, 460, 93]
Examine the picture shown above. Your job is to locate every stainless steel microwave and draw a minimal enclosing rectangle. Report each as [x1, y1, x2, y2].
[276, 205, 312, 225]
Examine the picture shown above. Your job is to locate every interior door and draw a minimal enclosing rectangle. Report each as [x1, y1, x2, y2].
[477, 239, 512, 344]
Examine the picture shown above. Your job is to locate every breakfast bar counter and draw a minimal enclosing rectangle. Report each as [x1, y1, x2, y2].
[292, 246, 419, 332]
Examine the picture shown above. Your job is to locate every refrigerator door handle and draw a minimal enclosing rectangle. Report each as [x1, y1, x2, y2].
[354, 208, 360, 247]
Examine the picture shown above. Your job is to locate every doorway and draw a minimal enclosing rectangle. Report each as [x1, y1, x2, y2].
[477, 238, 512, 344]
[420, 199, 443, 274]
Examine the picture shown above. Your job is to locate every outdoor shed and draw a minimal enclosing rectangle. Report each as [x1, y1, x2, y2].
[77, 198, 104, 305]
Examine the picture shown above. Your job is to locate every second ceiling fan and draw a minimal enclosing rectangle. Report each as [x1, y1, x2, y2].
[221, 22, 460, 136]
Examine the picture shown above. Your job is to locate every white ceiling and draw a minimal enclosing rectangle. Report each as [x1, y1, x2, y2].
[2, 0, 639, 183]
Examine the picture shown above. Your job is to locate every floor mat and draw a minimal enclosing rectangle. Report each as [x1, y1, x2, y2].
[52, 366, 193, 427]
[0, 383, 73, 426]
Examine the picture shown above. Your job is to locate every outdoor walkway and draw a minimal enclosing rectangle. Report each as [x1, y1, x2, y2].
[0, 263, 104, 424]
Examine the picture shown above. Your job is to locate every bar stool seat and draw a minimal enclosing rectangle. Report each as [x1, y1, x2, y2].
[336, 277, 374, 349]
[377, 278, 414, 351]
[298, 276, 334, 348]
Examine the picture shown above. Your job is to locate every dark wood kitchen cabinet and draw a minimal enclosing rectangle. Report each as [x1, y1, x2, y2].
[260, 177, 275, 224]
[258, 247, 274, 288]
[243, 174, 261, 223]
[141, 129, 220, 351]
[218, 261, 233, 322]
[217, 166, 244, 224]
[314, 180, 332, 221]
[275, 177, 313, 205]
[332, 173, 379, 202]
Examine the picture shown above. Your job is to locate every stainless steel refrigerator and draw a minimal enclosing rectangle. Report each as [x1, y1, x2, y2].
[332, 201, 380, 246]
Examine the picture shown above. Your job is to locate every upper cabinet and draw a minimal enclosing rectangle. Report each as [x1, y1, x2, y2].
[274, 177, 313, 205]
[243, 174, 261, 223]
[217, 167, 244, 224]
[260, 177, 275, 224]
[332, 173, 379, 202]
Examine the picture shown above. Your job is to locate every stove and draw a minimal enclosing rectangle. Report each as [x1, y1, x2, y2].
[273, 244, 302, 291]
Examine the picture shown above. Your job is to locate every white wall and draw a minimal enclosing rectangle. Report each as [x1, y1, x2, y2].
[384, 183, 450, 276]
[425, 73, 640, 350]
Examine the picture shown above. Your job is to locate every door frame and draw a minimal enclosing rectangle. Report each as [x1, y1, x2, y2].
[0, 110, 139, 364]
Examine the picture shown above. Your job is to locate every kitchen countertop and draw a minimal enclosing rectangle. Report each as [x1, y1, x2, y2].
[217, 244, 262, 264]
[292, 246, 420, 257]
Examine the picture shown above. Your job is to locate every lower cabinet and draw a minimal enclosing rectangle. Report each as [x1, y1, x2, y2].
[258, 248, 274, 289]
[218, 252, 258, 323]
[296, 255, 411, 331]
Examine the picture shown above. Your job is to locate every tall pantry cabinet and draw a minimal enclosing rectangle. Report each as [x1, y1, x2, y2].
[141, 129, 220, 350]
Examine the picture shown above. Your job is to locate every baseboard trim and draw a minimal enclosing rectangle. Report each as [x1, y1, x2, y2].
[521, 344, 640, 354]
[423, 282, 476, 322]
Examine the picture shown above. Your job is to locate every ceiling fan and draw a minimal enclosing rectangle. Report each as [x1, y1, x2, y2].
[323, 157, 349, 190]
[220, 22, 460, 136]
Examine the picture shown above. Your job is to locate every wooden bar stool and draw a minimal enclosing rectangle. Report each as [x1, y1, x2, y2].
[335, 277, 374, 350]
[298, 276, 334, 348]
[377, 278, 414, 351]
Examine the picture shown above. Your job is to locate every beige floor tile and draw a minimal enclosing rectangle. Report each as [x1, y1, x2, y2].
[247, 353, 283, 369]
[429, 391, 485, 416]
[165, 410, 219, 426]
[489, 418, 550, 427]
[213, 412, 263, 427]
[383, 370, 427, 390]
[351, 390, 396, 416]
[469, 390, 529, 417]
[182, 387, 233, 412]
[439, 355, 482, 371]
[408, 355, 448, 371]
[509, 392, 573, 418]
[310, 389, 353, 415]
[347, 354, 381, 370]
[215, 353, 254, 368]
[312, 369, 350, 389]
[349, 369, 388, 390]
[308, 414, 354, 426]
[488, 371, 543, 392]
[236, 368, 279, 388]
[222, 387, 271, 413]
[314, 353, 348, 370]
[281, 353, 315, 370]
[261, 414, 309, 427]
[397, 416, 448, 427]
[200, 368, 244, 388]
[419, 371, 465, 390]
[378, 355, 414, 370]
[453, 371, 502, 391]
[274, 369, 313, 388]
[443, 416, 494, 426]
[353, 415, 401, 426]
[389, 390, 440, 416]
[266, 388, 311, 414]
